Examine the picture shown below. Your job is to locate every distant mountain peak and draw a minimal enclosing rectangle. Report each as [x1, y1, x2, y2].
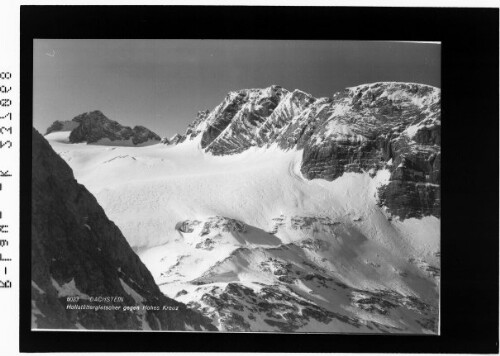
[45, 120, 80, 135]
[45, 111, 161, 146]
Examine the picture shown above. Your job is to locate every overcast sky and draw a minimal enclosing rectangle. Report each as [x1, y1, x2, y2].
[33, 40, 440, 138]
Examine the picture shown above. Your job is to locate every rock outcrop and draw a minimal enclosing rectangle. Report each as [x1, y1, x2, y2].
[169, 133, 186, 145]
[46, 111, 161, 146]
[31, 128, 216, 331]
[45, 120, 79, 135]
[176, 82, 441, 220]
[162, 133, 185, 145]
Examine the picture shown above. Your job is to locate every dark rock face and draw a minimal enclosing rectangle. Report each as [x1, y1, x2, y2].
[378, 181, 440, 219]
[46, 111, 161, 145]
[190, 282, 362, 332]
[200, 91, 250, 149]
[160, 137, 170, 144]
[32, 128, 216, 331]
[167, 133, 186, 145]
[180, 82, 441, 220]
[130, 125, 162, 145]
[200, 216, 247, 235]
[45, 120, 64, 134]
[197, 86, 289, 155]
[187, 261, 437, 333]
[45, 120, 79, 135]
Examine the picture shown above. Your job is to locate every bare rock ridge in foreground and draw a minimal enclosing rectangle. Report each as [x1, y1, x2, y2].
[159, 214, 439, 333]
[45, 110, 161, 146]
[172, 82, 441, 220]
[31, 128, 216, 331]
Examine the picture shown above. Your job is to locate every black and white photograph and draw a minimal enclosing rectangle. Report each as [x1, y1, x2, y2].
[31, 39, 441, 334]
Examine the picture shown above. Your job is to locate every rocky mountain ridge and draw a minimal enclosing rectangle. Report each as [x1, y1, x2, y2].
[171, 82, 441, 220]
[45, 110, 161, 146]
[157, 214, 439, 333]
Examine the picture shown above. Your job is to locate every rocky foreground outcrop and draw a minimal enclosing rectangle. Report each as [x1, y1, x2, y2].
[45, 111, 161, 146]
[32, 128, 216, 331]
[168, 215, 439, 333]
[174, 83, 441, 220]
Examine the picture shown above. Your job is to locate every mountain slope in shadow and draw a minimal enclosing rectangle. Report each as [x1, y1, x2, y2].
[31, 128, 216, 331]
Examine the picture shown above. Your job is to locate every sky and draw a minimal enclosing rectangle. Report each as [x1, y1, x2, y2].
[33, 40, 440, 138]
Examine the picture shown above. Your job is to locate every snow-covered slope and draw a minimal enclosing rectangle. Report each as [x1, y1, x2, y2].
[45, 121, 440, 333]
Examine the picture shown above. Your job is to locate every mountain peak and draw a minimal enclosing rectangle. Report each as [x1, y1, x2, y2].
[173, 81, 440, 220]
[45, 111, 161, 146]
[45, 120, 79, 135]
[72, 110, 108, 123]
